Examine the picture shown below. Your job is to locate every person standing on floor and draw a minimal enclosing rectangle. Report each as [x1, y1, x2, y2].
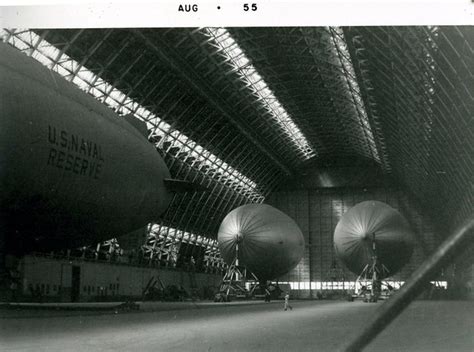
[264, 289, 271, 302]
[284, 291, 292, 311]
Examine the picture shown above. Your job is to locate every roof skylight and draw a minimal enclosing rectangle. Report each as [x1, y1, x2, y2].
[204, 27, 316, 160]
[327, 27, 381, 163]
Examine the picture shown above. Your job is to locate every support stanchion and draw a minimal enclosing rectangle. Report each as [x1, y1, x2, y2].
[340, 216, 474, 352]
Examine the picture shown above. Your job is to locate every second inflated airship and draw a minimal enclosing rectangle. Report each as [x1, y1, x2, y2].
[217, 204, 305, 280]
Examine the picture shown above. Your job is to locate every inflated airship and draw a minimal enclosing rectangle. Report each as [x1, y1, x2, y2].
[218, 204, 305, 280]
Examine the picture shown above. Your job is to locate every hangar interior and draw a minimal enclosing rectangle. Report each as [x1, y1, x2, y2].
[0, 26, 473, 351]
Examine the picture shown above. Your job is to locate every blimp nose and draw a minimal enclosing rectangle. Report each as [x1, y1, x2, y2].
[235, 232, 244, 243]
[362, 232, 376, 240]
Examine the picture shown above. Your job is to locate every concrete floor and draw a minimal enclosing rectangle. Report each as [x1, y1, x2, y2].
[0, 300, 472, 351]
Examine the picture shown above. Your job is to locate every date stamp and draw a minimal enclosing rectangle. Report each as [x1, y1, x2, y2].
[177, 3, 258, 13]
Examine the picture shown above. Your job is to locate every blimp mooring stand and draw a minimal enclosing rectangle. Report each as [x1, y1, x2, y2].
[352, 233, 390, 302]
[218, 235, 261, 302]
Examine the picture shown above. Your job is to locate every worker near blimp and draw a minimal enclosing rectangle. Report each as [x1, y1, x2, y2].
[284, 291, 292, 311]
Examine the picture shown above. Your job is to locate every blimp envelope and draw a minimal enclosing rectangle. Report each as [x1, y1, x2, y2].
[218, 204, 305, 280]
[334, 201, 415, 279]
[0, 42, 202, 252]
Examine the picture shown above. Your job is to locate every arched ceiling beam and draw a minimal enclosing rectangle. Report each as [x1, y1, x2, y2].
[132, 29, 293, 178]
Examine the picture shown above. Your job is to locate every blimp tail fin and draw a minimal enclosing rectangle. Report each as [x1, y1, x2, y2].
[123, 114, 149, 138]
[164, 179, 208, 193]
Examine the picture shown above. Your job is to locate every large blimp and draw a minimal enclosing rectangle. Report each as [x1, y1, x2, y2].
[218, 204, 305, 280]
[0, 42, 193, 253]
[333, 201, 414, 279]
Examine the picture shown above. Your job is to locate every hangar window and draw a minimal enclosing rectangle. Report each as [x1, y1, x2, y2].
[143, 223, 225, 270]
[284, 281, 448, 291]
[147, 224, 219, 249]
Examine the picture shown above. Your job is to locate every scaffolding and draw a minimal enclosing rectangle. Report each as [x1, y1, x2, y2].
[217, 242, 260, 301]
[349, 233, 392, 302]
